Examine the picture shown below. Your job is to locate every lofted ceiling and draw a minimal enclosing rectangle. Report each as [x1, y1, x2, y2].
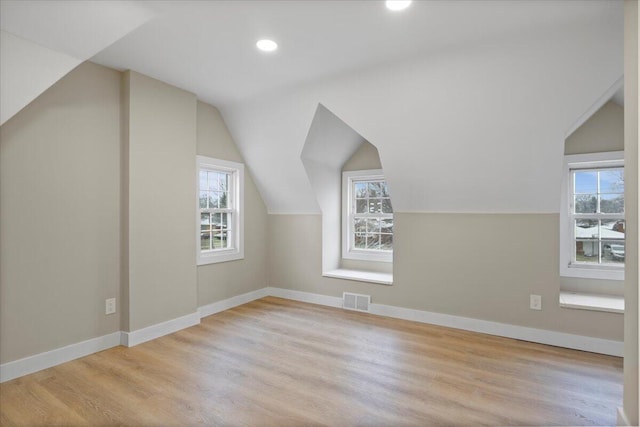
[89, 0, 620, 110]
[1, 0, 624, 213]
[0, 0, 154, 124]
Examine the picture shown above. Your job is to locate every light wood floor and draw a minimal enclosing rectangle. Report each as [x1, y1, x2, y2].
[0, 296, 622, 426]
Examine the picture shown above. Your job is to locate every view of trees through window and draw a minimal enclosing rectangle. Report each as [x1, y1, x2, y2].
[199, 170, 232, 251]
[352, 180, 393, 251]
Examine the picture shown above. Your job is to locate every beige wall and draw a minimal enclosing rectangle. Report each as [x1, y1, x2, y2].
[565, 101, 624, 155]
[268, 213, 623, 341]
[623, 0, 638, 424]
[196, 102, 268, 304]
[0, 62, 121, 363]
[124, 71, 198, 331]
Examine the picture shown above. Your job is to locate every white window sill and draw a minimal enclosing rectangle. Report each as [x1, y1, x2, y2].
[559, 292, 624, 314]
[323, 269, 393, 285]
[560, 266, 624, 281]
[197, 250, 243, 265]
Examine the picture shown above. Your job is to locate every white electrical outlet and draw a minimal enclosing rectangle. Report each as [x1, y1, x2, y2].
[105, 298, 116, 315]
[530, 294, 542, 310]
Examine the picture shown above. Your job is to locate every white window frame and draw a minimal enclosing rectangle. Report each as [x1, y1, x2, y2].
[342, 169, 393, 263]
[196, 155, 244, 265]
[560, 151, 624, 281]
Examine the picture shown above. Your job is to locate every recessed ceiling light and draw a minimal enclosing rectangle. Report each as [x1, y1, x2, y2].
[385, 0, 412, 11]
[256, 39, 278, 52]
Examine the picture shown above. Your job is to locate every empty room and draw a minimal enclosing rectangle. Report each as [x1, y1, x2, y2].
[0, 0, 638, 425]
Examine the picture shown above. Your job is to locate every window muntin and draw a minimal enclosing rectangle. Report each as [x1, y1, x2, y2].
[343, 170, 393, 262]
[570, 166, 624, 268]
[199, 170, 233, 251]
[196, 156, 244, 265]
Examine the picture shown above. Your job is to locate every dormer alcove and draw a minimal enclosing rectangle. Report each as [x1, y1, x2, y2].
[301, 104, 393, 285]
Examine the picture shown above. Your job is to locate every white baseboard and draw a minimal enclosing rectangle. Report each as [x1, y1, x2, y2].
[1, 285, 624, 384]
[372, 302, 622, 356]
[198, 288, 270, 318]
[267, 286, 343, 308]
[617, 406, 631, 426]
[122, 311, 201, 347]
[0, 289, 266, 383]
[268, 287, 623, 357]
[0, 331, 121, 383]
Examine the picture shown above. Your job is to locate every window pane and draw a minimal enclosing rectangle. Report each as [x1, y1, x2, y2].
[200, 213, 210, 231]
[199, 171, 208, 191]
[219, 173, 229, 191]
[212, 213, 222, 230]
[368, 182, 382, 197]
[575, 219, 598, 239]
[575, 240, 599, 262]
[574, 194, 597, 213]
[366, 218, 380, 233]
[601, 219, 625, 238]
[574, 171, 597, 194]
[602, 241, 625, 264]
[600, 194, 624, 213]
[221, 213, 229, 230]
[219, 231, 228, 249]
[381, 218, 393, 233]
[355, 183, 367, 198]
[356, 199, 367, 213]
[199, 191, 209, 209]
[368, 198, 383, 213]
[200, 232, 211, 251]
[354, 218, 366, 233]
[366, 233, 380, 249]
[354, 233, 366, 249]
[219, 191, 228, 209]
[382, 198, 393, 213]
[600, 169, 624, 193]
[208, 172, 219, 191]
[380, 182, 390, 197]
[380, 234, 393, 250]
[208, 192, 219, 209]
[212, 230, 223, 249]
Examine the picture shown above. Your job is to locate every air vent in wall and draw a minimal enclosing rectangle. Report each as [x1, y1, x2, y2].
[343, 292, 370, 312]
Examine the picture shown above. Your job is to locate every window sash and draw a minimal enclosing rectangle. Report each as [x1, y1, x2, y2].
[560, 152, 624, 281]
[198, 168, 237, 253]
[569, 166, 624, 268]
[349, 177, 393, 254]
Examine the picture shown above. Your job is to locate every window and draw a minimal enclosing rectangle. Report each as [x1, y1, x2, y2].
[196, 156, 244, 265]
[342, 170, 393, 262]
[560, 152, 624, 280]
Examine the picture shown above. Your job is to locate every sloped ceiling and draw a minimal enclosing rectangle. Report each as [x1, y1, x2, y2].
[222, 5, 623, 213]
[2, 1, 624, 214]
[0, 0, 154, 125]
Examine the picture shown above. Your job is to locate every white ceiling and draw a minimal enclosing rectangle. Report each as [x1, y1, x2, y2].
[0, 0, 154, 124]
[1, 0, 154, 60]
[89, 0, 620, 109]
[0, 0, 624, 213]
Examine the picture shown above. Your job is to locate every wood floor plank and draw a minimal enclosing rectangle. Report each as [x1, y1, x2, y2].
[0, 296, 622, 426]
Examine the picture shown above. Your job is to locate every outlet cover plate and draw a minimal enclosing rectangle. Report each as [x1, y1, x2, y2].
[530, 294, 542, 310]
[105, 298, 116, 315]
